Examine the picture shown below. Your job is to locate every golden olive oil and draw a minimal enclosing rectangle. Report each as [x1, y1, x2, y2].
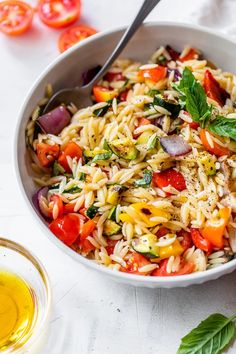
[0, 270, 36, 351]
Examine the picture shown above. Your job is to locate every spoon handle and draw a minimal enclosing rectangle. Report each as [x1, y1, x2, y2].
[85, 0, 161, 89]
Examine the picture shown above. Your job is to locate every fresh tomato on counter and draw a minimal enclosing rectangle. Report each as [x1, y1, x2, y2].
[58, 25, 97, 53]
[38, 0, 81, 28]
[0, 0, 34, 35]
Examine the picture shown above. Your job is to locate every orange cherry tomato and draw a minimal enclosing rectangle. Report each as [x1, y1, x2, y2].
[152, 259, 194, 276]
[79, 219, 96, 254]
[38, 0, 81, 29]
[58, 142, 83, 173]
[58, 25, 97, 53]
[120, 252, 151, 275]
[49, 214, 80, 246]
[0, 0, 34, 36]
[203, 69, 229, 107]
[138, 65, 167, 83]
[36, 143, 60, 167]
[93, 85, 118, 103]
[190, 228, 213, 254]
[179, 48, 199, 62]
[200, 129, 230, 157]
[200, 207, 231, 249]
[133, 117, 150, 138]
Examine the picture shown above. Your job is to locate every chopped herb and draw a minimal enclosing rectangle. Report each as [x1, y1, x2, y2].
[92, 151, 112, 163]
[134, 170, 153, 187]
[53, 161, 65, 176]
[86, 204, 99, 219]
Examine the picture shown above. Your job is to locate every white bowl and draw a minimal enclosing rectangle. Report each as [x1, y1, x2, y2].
[15, 22, 236, 288]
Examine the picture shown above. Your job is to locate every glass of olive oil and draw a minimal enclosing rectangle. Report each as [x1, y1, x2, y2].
[0, 238, 51, 353]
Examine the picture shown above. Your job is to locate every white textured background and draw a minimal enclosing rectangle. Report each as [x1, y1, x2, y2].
[1, 0, 236, 353]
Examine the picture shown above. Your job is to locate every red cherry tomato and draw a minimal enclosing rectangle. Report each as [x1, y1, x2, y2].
[58, 142, 83, 173]
[38, 0, 81, 29]
[0, 0, 34, 36]
[189, 121, 200, 130]
[50, 195, 64, 219]
[177, 230, 193, 251]
[153, 168, 186, 194]
[180, 48, 199, 62]
[120, 252, 151, 275]
[58, 25, 97, 53]
[36, 143, 60, 167]
[49, 214, 80, 246]
[203, 69, 229, 107]
[151, 259, 194, 276]
[190, 228, 213, 254]
[138, 65, 167, 83]
[119, 89, 129, 102]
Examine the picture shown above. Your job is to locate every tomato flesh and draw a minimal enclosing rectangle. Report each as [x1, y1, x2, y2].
[152, 168, 186, 193]
[190, 228, 213, 254]
[38, 0, 81, 29]
[37, 143, 59, 167]
[121, 252, 151, 275]
[152, 259, 194, 276]
[180, 48, 199, 62]
[177, 230, 193, 251]
[93, 85, 117, 103]
[0, 0, 33, 35]
[58, 25, 97, 53]
[50, 195, 64, 219]
[138, 65, 167, 83]
[49, 214, 80, 246]
[58, 142, 83, 172]
[200, 129, 230, 157]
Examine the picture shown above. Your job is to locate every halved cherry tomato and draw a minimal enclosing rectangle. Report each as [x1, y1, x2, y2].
[133, 117, 150, 138]
[177, 230, 193, 251]
[120, 252, 151, 275]
[93, 85, 117, 103]
[156, 227, 169, 238]
[49, 214, 80, 246]
[190, 228, 213, 254]
[189, 121, 200, 130]
[104, 71, 125, 83]
[38, 0, 81, 29]
[79, 207, 87, 218]
[200, 129, 230, 157]
[79, 219, 96, 254]
[153, 168, 186, 194]
[180, 48, 199, 62]
[37, 143, 59, 167]
[106, 239, 119, 256]
[58, 142, 83, 173]
[58, 25, 97, 53]
[203, 69, 229, 107]
[50, 195, 64, 219]
[151, 258, 194, 276]
[119, 89, 129, 102]
[200, 207, 231, 248]
[138, 65, 167, 83]
[0, 0, 34, 36]
[64, 202, 76, 214]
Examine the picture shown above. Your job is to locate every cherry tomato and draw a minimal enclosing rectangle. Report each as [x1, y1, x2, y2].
[58, 142, 83, 172]
[190, 228, 213, 254]
[120, 252, 151, 275]
[50, 195, 64, 219]
[133, 117, 150, 138]
[153, 168, 186, 194]
[177, 230, 193, 251]
[58, 25, 97, 53]
[203, 69, 229, 107]
[138, 65, 167, 83]
[151, 259, 194, 276]
[49, 214, 80, 246]
[63, 202, 76, 214]
[106, 239, 119, 256]
[0, 0, 34, 36]
[38, 0, 81, 29]
[200, 129, 230, 157]
[36, 143, 59, 167]
[104, 71, 125, 82]
[180, 48, 199, 62]
[189, 121, 200, 130]
[79, 220, 96, 254]
[93, 85, 117, 103]
[119, 89, 129, 102]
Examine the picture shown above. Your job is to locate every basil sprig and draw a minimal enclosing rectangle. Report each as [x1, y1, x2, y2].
[175, 67, 212, 127]
[208, 116, 236, 141]
[177, 313, 236, 354]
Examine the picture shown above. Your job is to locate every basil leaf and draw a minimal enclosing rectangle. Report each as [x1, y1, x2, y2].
[176, 67, 212, 127]
[134, 170, 153, 187]
[92, 151, 112, 163]
[53, 161, 65, 176]
[153, 95, 181, 118]
[93, 104, 110, 117]
[208, 116, 236, 141]
[177, 313, 236, 354]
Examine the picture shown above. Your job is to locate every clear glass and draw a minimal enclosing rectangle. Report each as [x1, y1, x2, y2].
[0, 238, 51, 353]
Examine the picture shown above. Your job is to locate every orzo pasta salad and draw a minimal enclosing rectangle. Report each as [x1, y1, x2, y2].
[26, 45, 236, 276]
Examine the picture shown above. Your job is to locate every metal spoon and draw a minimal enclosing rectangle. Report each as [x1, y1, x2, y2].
[43, 0, 161, 113]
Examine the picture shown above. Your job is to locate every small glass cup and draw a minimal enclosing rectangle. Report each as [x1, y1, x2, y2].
[0, 238, 51, 353]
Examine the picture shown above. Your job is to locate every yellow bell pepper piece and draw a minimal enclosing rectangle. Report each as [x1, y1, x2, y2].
[119, 213, 134, 223]
[159, 239, 184, 259]
[131, 202, 170, 227]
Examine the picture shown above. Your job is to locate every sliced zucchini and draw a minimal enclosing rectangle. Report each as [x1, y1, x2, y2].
[134, 169, 153, 188]
[107, 184, 125, 204]
[198, 152, 216, 176]
[108, 206, 117, 221]
[86, 205, 99, 219]
[132, 234, 159, 258]
[108, 138, 139, 160]
[153, 95, 181, 118]
[92, 152, 112, 163]
[103, 220, 121, 236]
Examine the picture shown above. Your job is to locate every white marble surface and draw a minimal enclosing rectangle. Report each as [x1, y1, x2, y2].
[1, 0, 236, 353]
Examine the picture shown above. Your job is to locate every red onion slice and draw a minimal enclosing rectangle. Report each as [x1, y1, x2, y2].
[32, 187, 50, 219]
[37, 106, 71, 135]
[160, 135, 192, 156]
